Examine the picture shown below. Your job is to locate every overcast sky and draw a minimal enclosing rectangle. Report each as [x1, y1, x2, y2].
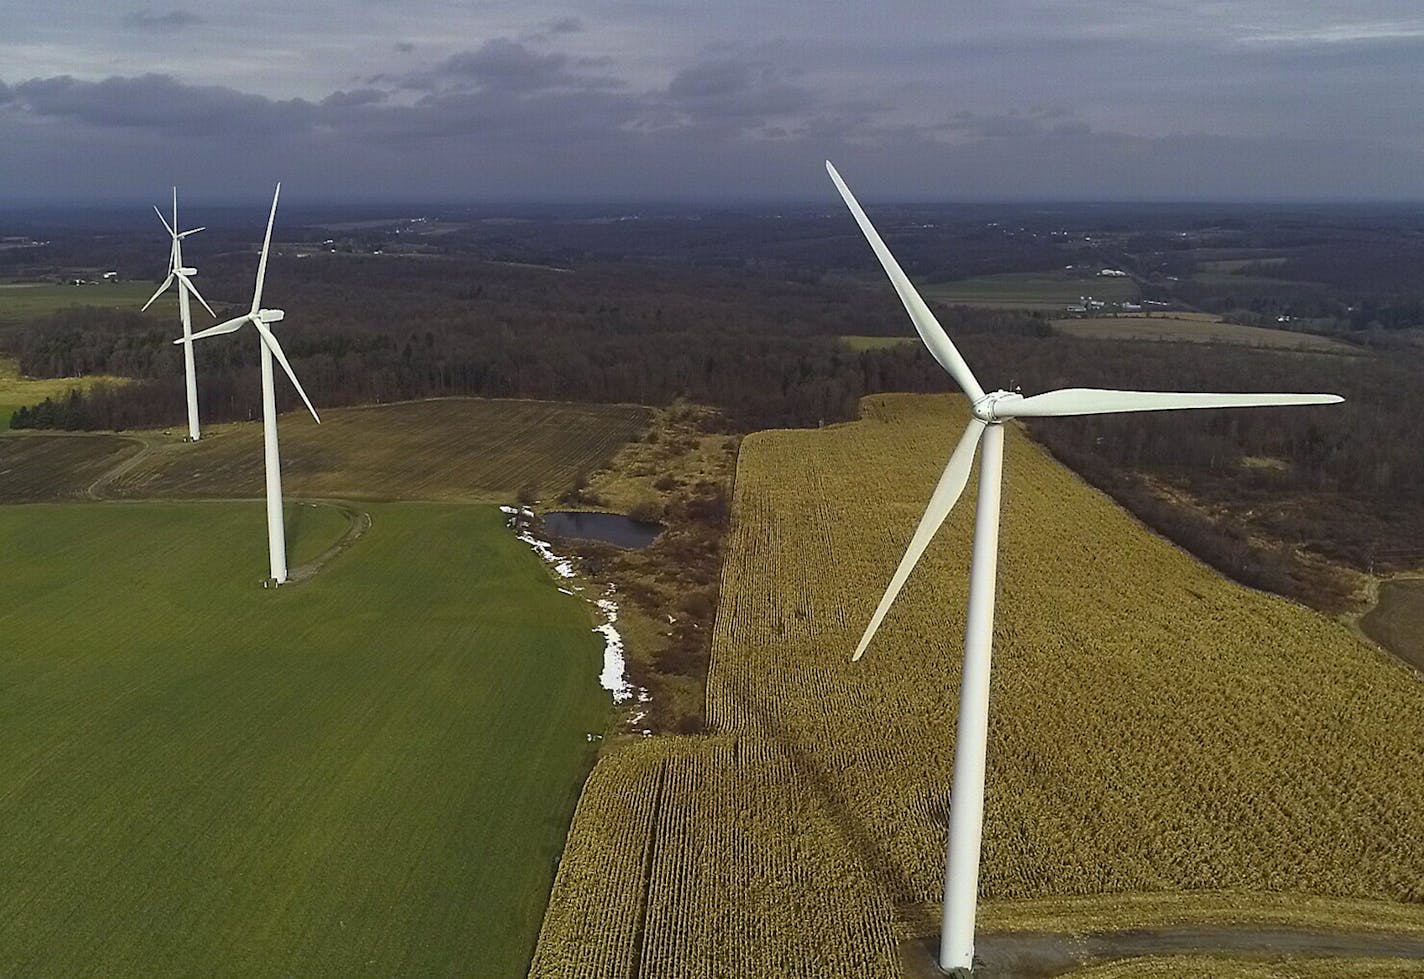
[3, 1, 1424, 203]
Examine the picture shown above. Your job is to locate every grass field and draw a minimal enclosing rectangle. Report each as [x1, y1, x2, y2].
[0, 357, 129, 431]
[0, 281, 177, 323]
[841, 335, 917, 351]
[0, 501, 608, 978]
[921, 272, 1138, 310]
[1052, 315, 1357, 353]
[531, 393, 1424, 977]
[79, 398, 651, 502]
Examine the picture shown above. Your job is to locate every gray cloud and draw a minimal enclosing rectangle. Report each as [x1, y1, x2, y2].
[434, 40, 577, 93]
[121, 8, 202, 31]
[545, 16, 583, 35]
[12, 73, 313, 135]
[4, 4, 1424, 202]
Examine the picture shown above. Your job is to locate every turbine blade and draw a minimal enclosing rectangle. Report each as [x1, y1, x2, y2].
[826, 161, 986, 403]
[171, 187, 178, 241]
[853, 418, 987, 661]
[995, 388, 1344, 419]
[153, 204, 175, 239]
[178, 226, 206, 238]
[141, 274, 174, 311]
[177, 272, 217, 318]
[181, 313, 249, 343]
[254, 319, 320, 423]
[252, 182, 281, 315]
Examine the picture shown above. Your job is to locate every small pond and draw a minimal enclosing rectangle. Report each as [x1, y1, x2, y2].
[543, 510, 662, 549]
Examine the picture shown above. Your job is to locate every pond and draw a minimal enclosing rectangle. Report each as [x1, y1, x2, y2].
[543, 510, 662, 549]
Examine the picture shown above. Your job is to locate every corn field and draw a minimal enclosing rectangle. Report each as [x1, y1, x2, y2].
[531, 393, 1424, 978]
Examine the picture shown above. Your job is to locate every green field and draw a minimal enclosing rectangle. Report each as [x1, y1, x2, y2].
[921, 272, 1138, 310]
[840, 335, 917, 351]
[0, 281, 178, 323]
[0, 501, 608, 978]
[1, 357, 129, 432]
[1052, 315, 1358, 353]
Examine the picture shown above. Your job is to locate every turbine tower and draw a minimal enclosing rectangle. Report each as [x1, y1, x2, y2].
[180, 183, 320, 584]
[144, 188, 216, 441]
[826, 161, 1342, 977]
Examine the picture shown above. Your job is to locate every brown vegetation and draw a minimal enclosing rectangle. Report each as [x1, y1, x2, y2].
[545, 402, 737, 734]
[531, 393, 1424, 977]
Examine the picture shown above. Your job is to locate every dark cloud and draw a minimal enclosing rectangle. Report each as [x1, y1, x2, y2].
[435, 39, 576, 93]
[393, 41, 416, 55]
[122, 8, 202, 31]
[545, 16, 583, 34]
[12, 74, 313, 135]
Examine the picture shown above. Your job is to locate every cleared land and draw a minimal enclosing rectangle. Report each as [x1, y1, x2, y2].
[0, 357, 128, 431]
[0, 501, 607, 978]
[0, 281, 176, 322]
[841, 335, 917, 351]
[922, 272, 1138, 310]
[1052, 315, 1357, 353]
[77, 398, 651, 502]
[1360, 579, 1424, 672]
[531, 393, 1424, 977]
[0, 433, 140, 500]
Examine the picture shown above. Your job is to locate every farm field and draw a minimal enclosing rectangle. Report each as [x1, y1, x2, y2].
[921, 272, 1137, 309]
[0, 501, 607, 978]
[1360, 579, 1424, 673]
[1, 356, 128, 431]
[1051, 315, 1358, 353]
[0, 281, 176, 323]
[0, 433, 139, 501]
[91, 398, 650, 502]
[531, 392, 1424, 977]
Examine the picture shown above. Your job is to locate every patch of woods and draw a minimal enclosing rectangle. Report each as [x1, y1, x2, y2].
[1, 258, 1040, 432]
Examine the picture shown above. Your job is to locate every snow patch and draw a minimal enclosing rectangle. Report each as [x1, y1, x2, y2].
[502, 508, 642, 706]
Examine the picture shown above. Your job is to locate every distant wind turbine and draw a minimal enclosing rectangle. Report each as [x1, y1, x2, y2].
[178, 183, 320, 584]
[826, 160, 1342, 977]
[144, 188, 216, 441]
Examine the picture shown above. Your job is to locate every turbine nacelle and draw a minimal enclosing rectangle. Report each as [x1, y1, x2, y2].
[178, 266, 198, 276]
[971, 391, 1022, 423]
[257, 308, 285, 324]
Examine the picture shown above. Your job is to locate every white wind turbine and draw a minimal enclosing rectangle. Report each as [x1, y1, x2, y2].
[178, 183, 320, 584]
[144, 187, 216, 441]
[827, 161, 1342, 977]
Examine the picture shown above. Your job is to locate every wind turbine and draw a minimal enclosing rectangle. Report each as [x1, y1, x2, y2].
[826, 161, 1342, 977]
[144, 188, 216, 441]
[178, 183, 320, 584]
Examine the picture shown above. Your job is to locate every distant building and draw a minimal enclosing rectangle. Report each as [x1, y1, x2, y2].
[1121, 302, 1143, 311]
[1098, 268, 1128, 277]
[102, 271, 118, 280]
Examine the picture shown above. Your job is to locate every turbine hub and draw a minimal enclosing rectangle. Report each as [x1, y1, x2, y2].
[971, 390, 1021, 423]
